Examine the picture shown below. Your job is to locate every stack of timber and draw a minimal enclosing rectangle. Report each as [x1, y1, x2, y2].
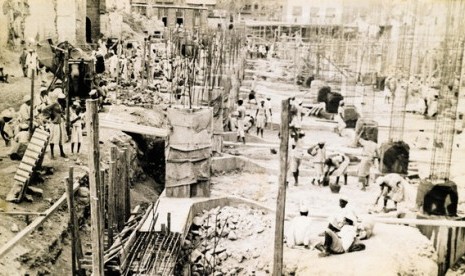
[343, 104, 360, 129]
[355, 118, 379, 143]
[6, 128, 50, 203]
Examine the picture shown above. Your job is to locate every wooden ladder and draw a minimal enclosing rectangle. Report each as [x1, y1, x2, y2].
[6, 128, 50, 203]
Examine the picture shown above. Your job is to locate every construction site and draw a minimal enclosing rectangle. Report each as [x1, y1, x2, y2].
[0, 0, 465, 275]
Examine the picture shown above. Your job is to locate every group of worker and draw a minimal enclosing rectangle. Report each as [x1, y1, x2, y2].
[285, 171, 409, 257]
[231, 95, 273, 142]
[1, 78, 85, 161]
[285, 195, 373, 257]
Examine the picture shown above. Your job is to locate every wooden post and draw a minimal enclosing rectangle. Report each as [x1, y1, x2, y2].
[117, 147, 127, 231]
[64, 49, 71, 136]
[65, 167, 76, 276]
[142, 37, 147, 89]
[108, 146, 118, 246]
[273, 99, 290, 276]
[99, 168, 106, 249]
[85, 99, 104, 276]
[29, 69, 35, 139]
[123, 145, 131, 221]
[167, 212, 171, 233]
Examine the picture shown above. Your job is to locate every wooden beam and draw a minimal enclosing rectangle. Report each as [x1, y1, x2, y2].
[86, 99, 104, 276]
[273, 99, 290, 276]
[29, 69, 35, 139]
[123, 145, 131, 222]
[99, 118, 169, 138]
[108, 146, 118, 246]
[65, 168, 77, 276]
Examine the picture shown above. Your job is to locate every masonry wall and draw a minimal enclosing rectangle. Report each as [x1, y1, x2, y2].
[0, 0, 84, 47]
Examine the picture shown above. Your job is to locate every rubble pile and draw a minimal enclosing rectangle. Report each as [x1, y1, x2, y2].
[178, 205, 274, 276]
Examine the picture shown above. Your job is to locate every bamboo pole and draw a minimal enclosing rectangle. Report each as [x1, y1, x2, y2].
[99, 168, 106, 249]
[272, 99, 290, 276]
[85, 99, 104, 276]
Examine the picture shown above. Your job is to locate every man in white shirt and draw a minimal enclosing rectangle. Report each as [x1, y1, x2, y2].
[236, 99, 246, 144]
[285, 203, 312, 249]
[374, 173, 406, 212]
[316, 213, 363, 257]
[308, 141, 327, 185]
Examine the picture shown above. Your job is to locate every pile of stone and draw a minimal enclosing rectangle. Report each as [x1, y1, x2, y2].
[115, 87, 164, 106]
[178, 205, 273, 276]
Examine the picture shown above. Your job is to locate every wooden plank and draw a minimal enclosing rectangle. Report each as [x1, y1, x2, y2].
[65, 169, 77, 276]
[100, 118, 169, 138]
[26, 143, 43, 154]
[13, 175, 28, 184]
[273, 99, 290, 276]
[33, 131, 50, 141]
[18, 163, 33, 173]
[123, 145, 131, 221]
[16, 169, 31, 179]
[29, 137, 46, 147]
[0, 181, 80, 258]
[86, 99, 104, 276]
[24, 150, 40, 160]
[21, 156, 37, 167]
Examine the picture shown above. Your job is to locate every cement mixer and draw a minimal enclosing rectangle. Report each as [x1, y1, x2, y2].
[37, 39, 94, 99]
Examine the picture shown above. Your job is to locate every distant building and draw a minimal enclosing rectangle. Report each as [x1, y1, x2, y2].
[283, 0, 344, 25]
[240, 0, 284, 22]
[130, 0, 211, 31]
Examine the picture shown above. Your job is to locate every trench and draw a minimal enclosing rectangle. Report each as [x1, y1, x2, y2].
[45, 133, 166, 275]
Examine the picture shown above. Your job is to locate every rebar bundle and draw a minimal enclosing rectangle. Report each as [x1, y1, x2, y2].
[388, 1, 417, 142]
[429, 1, 465, 181]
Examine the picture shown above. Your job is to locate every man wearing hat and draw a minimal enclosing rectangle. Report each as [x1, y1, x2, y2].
[9, 123, 29, 160]
[42, 90, 67, 159]
[289, 129, 306, 186]
[265, 96, 272, 128]
[0, 67, 9, 83]
[308, 141, 327, 185]
[236, 99, 246, 144]
[324, 152, 350, 186]
[0, 110, 14, 146]
[25, 49, 38, 78]
[19, 48, 28, 77]
[18, 94, 33, 123]
[316, 213, 363, 257]
[285, 202, 313, 249]
[374, 173, 406, 212]
[334, 100, 346, 136]
[357, 133, 379, 191]
[255, 98, 267, 138]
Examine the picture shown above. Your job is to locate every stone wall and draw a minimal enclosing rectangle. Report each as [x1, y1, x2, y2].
[0, 0, 85, 47]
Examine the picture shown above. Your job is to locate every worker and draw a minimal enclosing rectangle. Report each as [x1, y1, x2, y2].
[285, 202, 313, 249]
[70, 103, 83, 155]
[374, 173, 406, 212]
[19, 47, 28, 77]
[18, 94, 32, 123]
[357, 133, 380, 191]
[229, 111, 238, 131]
[265, 96, 272, 128]
[307, 141, 326, 185]
[255, 99, 267, 138]
[336, 195, 358, 228]
[334, 100, 346, 136]
[324, 153, 350, 186]
[289, 130, 305, 186]
[290, 99, 306, 138]
[236, 99, 246, 144]
[315, 213, 365, 257]
[9, 123, 29, 160]
[25, 49, 38, 78]
[43, 89, 67, 159]
[0, 67, 9, 83]
[0, 110, 14, 146]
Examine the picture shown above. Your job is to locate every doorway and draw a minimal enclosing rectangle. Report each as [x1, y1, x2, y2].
[86, 17, 92, 43]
